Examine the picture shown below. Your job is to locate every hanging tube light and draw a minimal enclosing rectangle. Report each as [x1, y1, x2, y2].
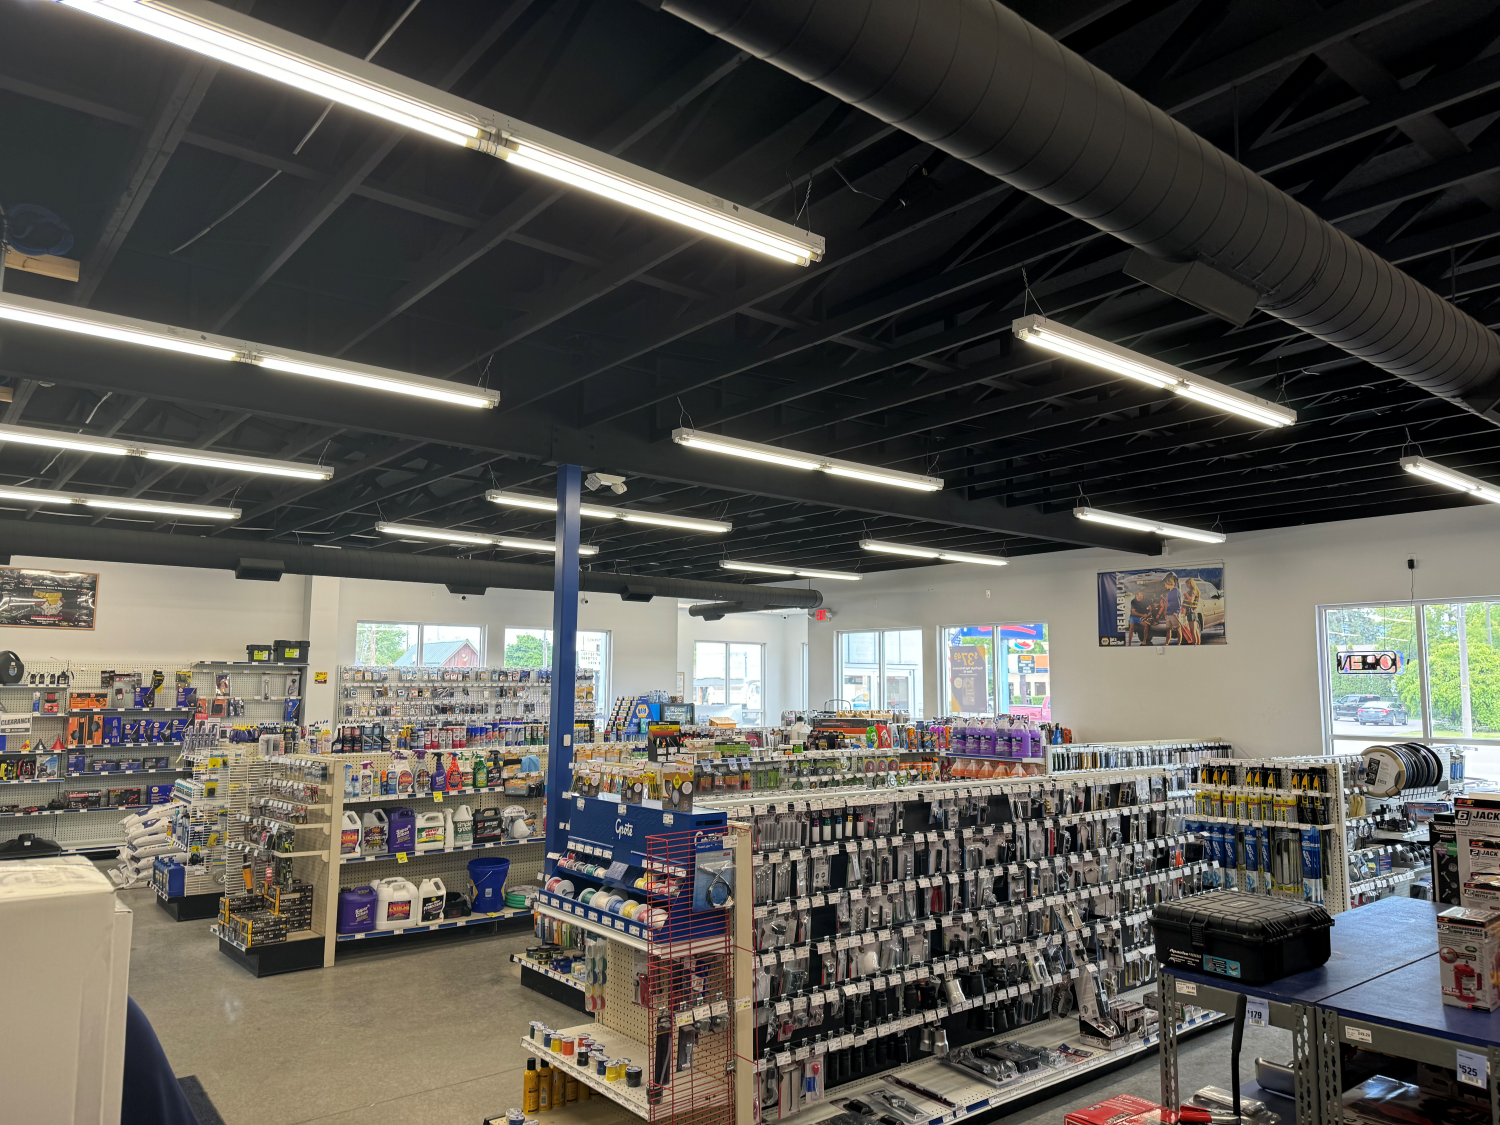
[672, 428, 942, 491]
[0, 483, 240, 520]
[0, 422, 334, 480]
[1400, 456, 1500, 504]
[376, 522, 599, 554]
[485, 490, 731, 533]
[718, 560, 862, 581]
[1073, 506, 1226, 544]
[859, 539, 1009, 566]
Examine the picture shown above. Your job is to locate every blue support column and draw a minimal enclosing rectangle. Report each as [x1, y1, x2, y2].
[545, 464, 582, 877]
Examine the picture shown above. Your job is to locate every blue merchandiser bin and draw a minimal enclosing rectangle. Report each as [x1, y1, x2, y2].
[468, 856, 511, 913]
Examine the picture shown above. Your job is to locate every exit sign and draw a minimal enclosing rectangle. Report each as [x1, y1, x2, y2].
[1337, 651, 1403, 674]
[809, 607, 835, 622]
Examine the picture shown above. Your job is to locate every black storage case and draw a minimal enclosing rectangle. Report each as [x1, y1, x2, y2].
[1153, 892, 1334, 984]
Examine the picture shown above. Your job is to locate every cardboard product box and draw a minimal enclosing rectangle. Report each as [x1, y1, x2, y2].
[1343, 1074, 1490, 1125]
[146, 785, 174, 805]
[1437, 906, 1500, 1010]
[1452, 795, 1500, 908]
[1065, 1094, 1170, 1125]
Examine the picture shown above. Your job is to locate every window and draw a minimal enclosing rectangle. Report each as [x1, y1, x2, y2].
[1319, 599, 1500, 769]
[355, 621, 484, 667]
[837, 629, 925, 716]
[502, 628, 611, 710]
[694, 641, 764, 724]
[941, 623, 1050, 718]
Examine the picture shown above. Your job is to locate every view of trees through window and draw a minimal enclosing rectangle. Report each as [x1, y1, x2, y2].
[354, 622, 483, 667]
[1322, 600, 1500, 761]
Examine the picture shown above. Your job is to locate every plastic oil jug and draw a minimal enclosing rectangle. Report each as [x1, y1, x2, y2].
[362, 807, 389, 855]
[419, 876, 447, 923]
[415, 810, 446, 853]
[452, 804, 474, 847]
[388, 807, 416, 854]
[374, 877, 417, 930]
[340, 811, 362, 855]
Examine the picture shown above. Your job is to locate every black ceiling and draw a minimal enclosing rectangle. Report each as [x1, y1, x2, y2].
[2, 0, 1500, 584]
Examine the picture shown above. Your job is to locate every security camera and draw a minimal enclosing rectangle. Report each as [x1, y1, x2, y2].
[584, 472, 627, 494]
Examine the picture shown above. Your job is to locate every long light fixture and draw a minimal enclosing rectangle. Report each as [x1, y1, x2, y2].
[1073, 506, 1226, 544]
[1012, 315, 1297, 428]
[0, 422, 333, 480]
[0, 483, 239, 520]
[719, 560, 861, 582]
[54, 0, 824, 267]
[859, 539, 1009, 567]
[376, 521, 599, 555]
[0, 292, 499, 409]
[486, 490, 732, 533]
[672, 428, 943, 491]
[1400, 456, 1500, 504]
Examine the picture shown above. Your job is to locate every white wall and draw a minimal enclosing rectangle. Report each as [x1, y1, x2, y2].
[7, 555, 309, 663]
[809, 503, 1500, 757]
[677, 606, 809, 722]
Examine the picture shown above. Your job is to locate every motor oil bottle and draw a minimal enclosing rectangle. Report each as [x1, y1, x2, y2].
[523, 1059, 540, 1114]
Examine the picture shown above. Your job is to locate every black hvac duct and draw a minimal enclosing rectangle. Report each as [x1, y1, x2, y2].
[660, 0, 1500, 420]
[0, 518, 824, 610]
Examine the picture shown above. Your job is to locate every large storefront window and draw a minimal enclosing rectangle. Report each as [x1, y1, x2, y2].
[941, 623, 1049, 719]
[1320, 599, 1500, 774]
[837, 629, 924, 716]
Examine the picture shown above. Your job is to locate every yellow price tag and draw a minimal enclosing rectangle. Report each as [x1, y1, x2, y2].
[396, 852, 408, 863]
[433, 792, 444, 803]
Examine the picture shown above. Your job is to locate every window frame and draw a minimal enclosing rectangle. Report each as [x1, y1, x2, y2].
[938, 621, 1051, 718]
[693, 639, 767, 724]
[354, 620, 486, 667]
[1316, 595, 1500, 751]
[835, 627, 926, 717]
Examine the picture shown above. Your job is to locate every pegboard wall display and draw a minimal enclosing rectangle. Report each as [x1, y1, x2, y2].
[0, 657, 302, 854]
[336, 664, 595, 730]
[702, 764, 1221, 1125]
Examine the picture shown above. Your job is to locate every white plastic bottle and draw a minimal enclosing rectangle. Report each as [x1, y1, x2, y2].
[452, 804, 474, 848]
[418, 876, 447, 923]
[375, 877, 418, 930]
[443, 806, 455, 850]
[359, 760, 374, 797]
[340, 811, 362, 856]
[362, 807, 389, 855]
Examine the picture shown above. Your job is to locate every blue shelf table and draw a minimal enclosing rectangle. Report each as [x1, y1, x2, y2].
[1158, 895, 1440, 1124]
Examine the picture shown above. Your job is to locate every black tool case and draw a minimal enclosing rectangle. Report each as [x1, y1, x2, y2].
[1152, 892, 1334, 983]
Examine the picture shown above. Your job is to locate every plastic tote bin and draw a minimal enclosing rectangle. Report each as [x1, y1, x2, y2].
[1152, 891, 1334, 984]
[468, 857, 511, 914]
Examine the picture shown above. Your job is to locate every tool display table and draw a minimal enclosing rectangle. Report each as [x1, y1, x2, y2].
[1158, 896, 1440, 1124]
[1322, 952, 1500, 1124]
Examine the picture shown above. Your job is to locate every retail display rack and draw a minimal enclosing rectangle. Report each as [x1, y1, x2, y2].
[519, 788, 738, 1125]
[689, 757, 1224, 1125]
[335, 663, 595, 739]
[0, 657, 303, 855]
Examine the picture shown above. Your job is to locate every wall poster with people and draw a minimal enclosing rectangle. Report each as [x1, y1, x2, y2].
[1097, 564, 1226, 646]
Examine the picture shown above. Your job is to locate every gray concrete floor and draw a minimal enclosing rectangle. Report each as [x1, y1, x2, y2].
[121, 883, 631, 1125]
[123, 881, 1289, 1124]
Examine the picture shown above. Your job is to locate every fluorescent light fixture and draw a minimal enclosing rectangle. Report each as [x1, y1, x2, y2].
[0, 293, 237, 361]
[376, 521, 599, 555]
[253, 355, 498, 409]
[486, 490, 731, 533]
[1401, 456, 1500, 504]
[672, 428, 943, 491]
[497, 142, 822, 265]
[719, 560, 861, 582]
[0, 422, 333, 479]
[1012, 315, 1296, 427]
[0, 423, 130, 457]
[58, 0, 483, 145]
[1073, 506, 1226, 544]
[0, 483, 239, 520]
[55, 0, 825, 267]
[0, 292, 498, 408]
[859, 539, 1009, 567]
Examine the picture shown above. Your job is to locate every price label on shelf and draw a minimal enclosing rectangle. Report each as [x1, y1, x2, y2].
[1457, 1048, 1488, 1088]
[396, 852, 408, 863]
[433, 792, 444, 802]
[1246, 997, 1270, 1028]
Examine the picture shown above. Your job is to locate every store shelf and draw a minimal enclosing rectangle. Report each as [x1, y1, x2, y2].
[0, 768, 186, 785]
[65, 708, 194, 716]
[343, 784, 541, 804]
[520, 1024, 652, 1118]
[339, 838, 535, 864]
[196, 662, 306, 669]
[511, 952, 587, 993]
[211, 924, 320, 954]
[0, 803, 157, 818]
[334, 907, 529, 941]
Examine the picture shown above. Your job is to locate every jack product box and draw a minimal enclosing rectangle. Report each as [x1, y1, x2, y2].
[1065, 1094, 1170, 1125]
[1437, 906, 1500, 1010]
[146, 784, 174, 804]
[1452, 795, 1500, 908]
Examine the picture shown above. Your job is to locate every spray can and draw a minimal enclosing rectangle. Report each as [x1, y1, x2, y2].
[523, 1060, 540, 1114]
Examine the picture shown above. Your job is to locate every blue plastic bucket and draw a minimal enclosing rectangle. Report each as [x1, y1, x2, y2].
[468, 857, 511, 912]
